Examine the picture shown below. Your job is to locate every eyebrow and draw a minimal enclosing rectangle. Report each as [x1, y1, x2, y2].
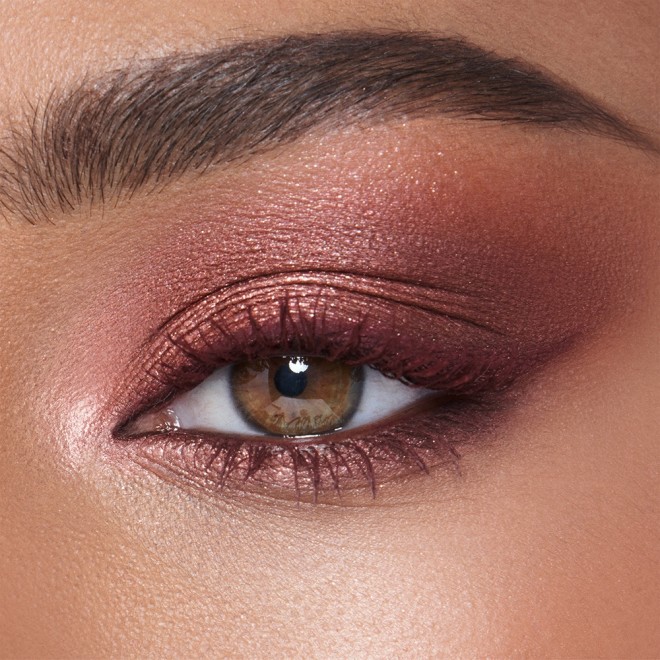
[0, 31, 655, 224]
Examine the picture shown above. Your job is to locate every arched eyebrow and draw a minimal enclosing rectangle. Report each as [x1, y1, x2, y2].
[0, 31, 656, 224]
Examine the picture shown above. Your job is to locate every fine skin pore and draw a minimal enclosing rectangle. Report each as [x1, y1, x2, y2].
[0, 1, 658, 657]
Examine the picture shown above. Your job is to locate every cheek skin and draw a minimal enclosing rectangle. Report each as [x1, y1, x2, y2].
[0, 128, 657, 654]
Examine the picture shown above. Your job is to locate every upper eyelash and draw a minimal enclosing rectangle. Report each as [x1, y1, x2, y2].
[116, 270, 528, 422]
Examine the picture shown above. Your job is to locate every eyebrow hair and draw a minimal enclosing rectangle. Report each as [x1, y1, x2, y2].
[0, 31, 655, 224]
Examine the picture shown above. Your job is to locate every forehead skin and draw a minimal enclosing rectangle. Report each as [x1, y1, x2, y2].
[0, 1, 658, 657]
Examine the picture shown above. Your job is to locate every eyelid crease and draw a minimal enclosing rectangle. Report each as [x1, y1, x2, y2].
[151, 270, 507, 337]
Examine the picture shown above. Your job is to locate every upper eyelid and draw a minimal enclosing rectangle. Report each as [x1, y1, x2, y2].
[142, 271, 507, 384]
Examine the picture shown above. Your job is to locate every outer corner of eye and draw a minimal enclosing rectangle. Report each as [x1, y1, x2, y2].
[125, 357, 432, 440]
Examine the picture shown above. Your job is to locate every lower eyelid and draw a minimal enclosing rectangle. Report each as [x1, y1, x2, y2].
[124, 393, 497, 503]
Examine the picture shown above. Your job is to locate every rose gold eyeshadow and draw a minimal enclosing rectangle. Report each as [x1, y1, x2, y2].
[98, 126, 641, 351]
[89, 125, 652, 500]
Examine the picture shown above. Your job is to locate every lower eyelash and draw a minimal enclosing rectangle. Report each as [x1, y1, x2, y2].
[126, 395, 500, 503]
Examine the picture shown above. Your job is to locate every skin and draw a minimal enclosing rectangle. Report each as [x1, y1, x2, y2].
[0, 0, 658, 657]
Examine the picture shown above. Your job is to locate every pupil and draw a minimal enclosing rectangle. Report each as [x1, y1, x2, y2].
[274, 362, 308, 397]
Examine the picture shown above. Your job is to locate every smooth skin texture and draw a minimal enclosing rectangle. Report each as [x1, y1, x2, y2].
[0, 1, 658, 657]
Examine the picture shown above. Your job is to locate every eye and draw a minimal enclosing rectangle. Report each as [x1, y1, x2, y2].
[126, 356, 431, 438]
[114, 274, 554, 501]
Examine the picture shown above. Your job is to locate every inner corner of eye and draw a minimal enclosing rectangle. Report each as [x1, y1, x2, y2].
[122, 407, 180, 436]
[128, 356, 430, 439]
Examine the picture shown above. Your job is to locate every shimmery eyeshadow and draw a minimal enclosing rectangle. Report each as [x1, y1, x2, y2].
[88, 124, 653, 500]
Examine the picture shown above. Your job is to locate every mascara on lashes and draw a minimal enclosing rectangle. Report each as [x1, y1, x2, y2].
[112, 271, 566, 499]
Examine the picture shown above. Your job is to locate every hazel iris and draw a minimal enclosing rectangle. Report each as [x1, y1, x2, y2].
[231, 357, 363, 436]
